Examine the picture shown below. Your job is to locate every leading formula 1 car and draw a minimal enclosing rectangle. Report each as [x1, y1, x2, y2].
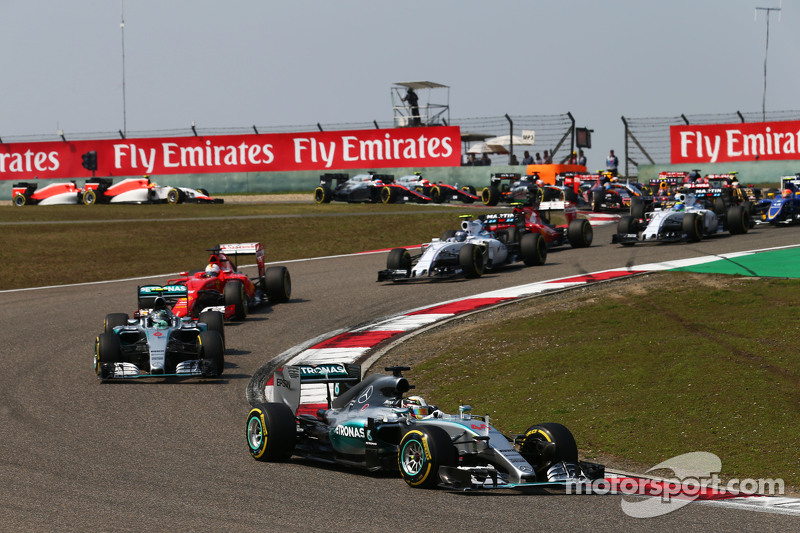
[377, 213, 547, 281]
[94, 285, 225, 380]
[167, 242, 291, 320]
[246, 364, 603, 490]
[613, 191, 750, 245]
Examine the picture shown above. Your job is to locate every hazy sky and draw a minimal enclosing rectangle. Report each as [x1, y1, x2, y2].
[2, 0, 796, 167]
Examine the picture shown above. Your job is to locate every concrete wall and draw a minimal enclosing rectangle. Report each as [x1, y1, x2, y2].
[636, 161, 800, 185]
[1, 165, 530, 201]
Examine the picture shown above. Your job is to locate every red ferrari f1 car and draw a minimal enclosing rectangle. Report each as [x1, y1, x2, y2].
[167, 243, 291, 320]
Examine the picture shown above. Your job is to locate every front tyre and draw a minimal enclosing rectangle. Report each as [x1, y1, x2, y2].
[519, 422, 579, 481]
[387, 248, 412, 272]
[265, 266, 291, 304]
[199, 311, 225, 347]
[727, 205, 749, 235]
[224, 280, 248, 320]
[567, 218, 593, 248]
[398, 426, 457, 489]
[95, 332, 122, 378]
[481, 186, 500, 206]
[246, 402, 296, 462]
[198, 330, 225, 377]
[682, 212, 703, 242]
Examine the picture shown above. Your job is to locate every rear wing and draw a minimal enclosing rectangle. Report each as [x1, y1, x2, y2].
[138, 284, 188, 310]
[489, 173, 521, 186]
[213, 242, 265, 276]
[266, 363, 361, 414]
[319, 173, 350, 187]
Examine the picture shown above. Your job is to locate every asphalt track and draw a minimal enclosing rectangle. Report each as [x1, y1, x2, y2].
[2, 221, 800, 531]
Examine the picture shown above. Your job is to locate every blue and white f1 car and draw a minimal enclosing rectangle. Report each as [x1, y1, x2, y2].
[93, 285, 225, 380]
[756, 174, 800, 226]
[246, 364, 604, 490]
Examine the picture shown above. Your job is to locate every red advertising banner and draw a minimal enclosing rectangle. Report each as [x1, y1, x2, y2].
[0, 126, 461, 180]
[670, 120, 800, 164]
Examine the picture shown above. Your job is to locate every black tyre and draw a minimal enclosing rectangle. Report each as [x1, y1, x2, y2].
[13, 194, 27, 207]
[543, 187, 563, 202]
[519, 422, 579, 480]
[458, 244, 485, 278]
[481, 186, 500, 206]
[224, 280, 247, 320]
[630, 196, 645, 220]
[265, 266, 292, 304]
[314, 186, 332, 204]
[198, 188, 210, 196]
[591, 190, 604, 212]
[682, 212, 703, 242]
[380, 186, 396, 204]
[617, 215, 636, 234]
[567, 218, 593, 248]
[564, 188, 578, 204]
[387, 248, 412, 271]
[199, 310, 225, 347]
[430, 186, 444, 203]
[82, 189, 97, 206]
[398, 426, 457, 489]
[440, 229, 457, 241]
[103, 312, 129, 333]
[520, 232, 547, 266]
[198, 330, 225, 377]
[95, 332, 122, 378]
[247, 402, 296, 462]
[727, 205, 749, 235]
[713, 196, 726, 215]
[461, 185, 477, 204]
[167, 188, 181, 205]
[505, 226, 519, 244]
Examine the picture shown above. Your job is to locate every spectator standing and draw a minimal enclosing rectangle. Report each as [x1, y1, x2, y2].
[578, 149, 587, 166]
[509, 154, 519, 165]
[606, 149, 619, 176]
[543, 150, 552, 164]
[534, 152, 543, 164]
[402, 87, 420, 126]
[480, 153, 491, 166]
[521, 151, 533, 165]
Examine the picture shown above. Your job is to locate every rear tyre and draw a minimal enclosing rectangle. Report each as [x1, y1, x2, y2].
[380, 186, 396, 204]
[520, 232, 547, 266]
[314, 186, 332, 204]
[519, 422, 579, 481]
[13, 194, 28, 207]
[82, 189, 97, 206]
[224, 280, 248, 320]
[387, 248, 412, 272]
[713, 197, 726, 215]
[198, 330, 225, 377]
[398, 426, 457, 489]
[682, 213, 703, 242]
[481, 186, 500, 206]
[167, 188, 181, 205]
[95, 333, 122, 378]
[458, 244, 485, 278]
[567, 218, 593, 248]
[247, 402, 296, 462]
[727, 205, 749, 235]
[430, 186, 444, 203]
[199, 311, 225, 347]
[103, 312, 129, 333]
[591, 190, 604, 212]
[265, 266, 292, 304]
[461, 185, 477, 204]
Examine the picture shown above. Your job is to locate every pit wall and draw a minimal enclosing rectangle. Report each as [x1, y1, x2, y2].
[636, 161, 800, 185]
[1, 166, 530, 201]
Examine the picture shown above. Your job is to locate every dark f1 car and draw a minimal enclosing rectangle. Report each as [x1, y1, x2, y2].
[481, 173, 542, 206]
[94, 285, 225, 380]
[167, 242, 291, 321]
[399, 172, 480, 204]
[246, 364, 603, 490]
[313, 172, 431, 204]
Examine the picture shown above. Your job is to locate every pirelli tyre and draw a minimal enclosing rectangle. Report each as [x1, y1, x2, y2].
[380, 186, 397, 204]
[264, 266, 292, 304]
[591, 189, 604, 212]
[246, 402, 297, 462]
[630, 196, 645, 220]
[520, 232, 547, 266]
[682, 212, 703, 242]
[566, 218, 593, 248]
[429, 185, 444, 203]
[167, 188, 184, 205]
[727, 205, 750, 235]
[13, 193, 28, 207]
[94, 332, 122, 379]
[224, 280, 248, 320]
[314, 186, 332, 204]
[481, 186, 500, 206]
[82, 189, 98, 206]
[458, 243, 485, 278]
[519, 422, 579, 481]
[199, 310, 225, 347]
[103, 312, 130, 333]
[564, 188, 578, 204]
[198, 330, 225, 377]
[387, 248, 412, 272]
[398, 426, 457, 489]
[461, 185, 477, 204]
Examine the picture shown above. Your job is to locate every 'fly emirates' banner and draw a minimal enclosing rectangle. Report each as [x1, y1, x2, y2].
[671, 120, 800, 164]
[0, 126, 461, 180]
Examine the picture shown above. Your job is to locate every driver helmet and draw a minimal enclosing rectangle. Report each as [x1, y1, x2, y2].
[402, 396, 430, 419]
[151, 309, 170, 329]
[603, 182, 612, 190]
[535, 179, 544, 187]
[454, 230, 467, 242]
[673, 202, 685, 212]
[783, 188, 793, 198]
[205, 263, 221, 277]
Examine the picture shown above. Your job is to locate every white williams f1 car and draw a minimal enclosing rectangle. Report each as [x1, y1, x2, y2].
[377, 213, 547, 281]
[613, 192, 750, 245]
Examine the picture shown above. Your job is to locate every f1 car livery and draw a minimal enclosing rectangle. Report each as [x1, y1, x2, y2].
[398, 172, 480, 204]
[756, 174, 800, 225]
[167, 242, 291, 320]
[313, 172, 432, 204]
[613, 191, 750, 245]
[94, 285, 225, 380]
[12, 181, 83, 206]
[481, 173, 542, 206]
[82, 177, 223, 205]
[482, 200, 593, 251]
[246, 364, 603, 490]
[377, 212, 547, 281]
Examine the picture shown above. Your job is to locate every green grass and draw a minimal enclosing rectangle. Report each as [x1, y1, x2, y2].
[405, 273, 800, 490]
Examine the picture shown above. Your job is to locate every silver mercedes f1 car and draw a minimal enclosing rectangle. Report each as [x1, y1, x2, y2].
[246, 364, 603, 490]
